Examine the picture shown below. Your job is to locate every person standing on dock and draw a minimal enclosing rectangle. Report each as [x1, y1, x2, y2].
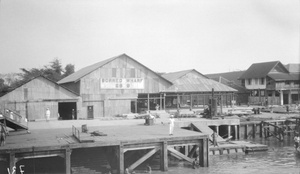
[211, 131, 219, 147]
[45, 108, 51, 122]
[169, 115, 175, 135]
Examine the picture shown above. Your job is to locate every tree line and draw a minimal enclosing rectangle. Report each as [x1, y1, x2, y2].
[0, 58, 75, 96]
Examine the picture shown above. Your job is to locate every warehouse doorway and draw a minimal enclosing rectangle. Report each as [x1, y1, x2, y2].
[58, 102, 77, 120]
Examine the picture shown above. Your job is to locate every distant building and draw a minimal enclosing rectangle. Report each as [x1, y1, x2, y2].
[238, 61, 300, 105]
[206, 71, 250, 105]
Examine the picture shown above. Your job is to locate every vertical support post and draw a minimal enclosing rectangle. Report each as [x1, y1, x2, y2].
[163, 93, 166, 110]
[260, 122, 263, 138]
[147, 93, 150, 111]
[220, 94, 223, 115]
[9, 153, 15, 173]
[216, 126, 219, 135]
[135, 99, 138, 113]
[274, 122, 277, 134]
[190, 94, 193, 111]
[228, 125, 231, 138]
[237, 125, 240, 140]
[160, 94, 162, 110]
[185, 145, 188, 156]
[65, 148, 72, 174]
[118, 145, 124, 174]
[280, 90, 283, 105]
[177, 94, 180, 110]
[199, 139, 208, 167]
[245, 124, 248, 139]
[161, 141, 168, 171]
[234, 125, 238, 140]
[252, 124, 256, 138]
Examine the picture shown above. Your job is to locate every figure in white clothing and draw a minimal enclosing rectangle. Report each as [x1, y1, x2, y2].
[45, 108, 50, 122]
[169, 115, 175, 135]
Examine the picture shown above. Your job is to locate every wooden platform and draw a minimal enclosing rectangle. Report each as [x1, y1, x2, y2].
[0, 123, 209, 174]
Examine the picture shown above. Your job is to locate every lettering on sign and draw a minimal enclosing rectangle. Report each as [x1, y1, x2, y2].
[7, 165, 25, 174]
[100, 78, 144, 89]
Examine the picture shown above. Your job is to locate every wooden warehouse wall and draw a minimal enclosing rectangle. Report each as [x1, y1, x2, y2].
[0, 77, 79, 121]
[80, 55, 172, 117]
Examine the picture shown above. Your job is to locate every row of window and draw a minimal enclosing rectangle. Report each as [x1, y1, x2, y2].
[247, 78, 264, 85]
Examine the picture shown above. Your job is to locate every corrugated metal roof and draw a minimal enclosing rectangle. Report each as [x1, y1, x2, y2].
[268, 73, 300, 81]
[58, 54, 172, 84]
[205, 71, 245, 86]
[239, 61, 288, 79]
[161, 69, 237, 93]
[162, 69, 208, 82]
[162, 78, 237, 93]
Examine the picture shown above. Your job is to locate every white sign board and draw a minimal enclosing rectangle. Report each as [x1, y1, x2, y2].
[101, 78, 144, 89]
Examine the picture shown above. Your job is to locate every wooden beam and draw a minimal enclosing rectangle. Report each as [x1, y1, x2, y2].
[128, 147, 159, 171]
[161, 141, 168, 171]
[9, 153, 15, 173]
[188, 145, 198, 158]
[199, 139, 208, 167]
[118, 145, 124, 174]
[65, 148, 71, 174]
[123, 146, 156, 153]
[167, 147, 193, 163]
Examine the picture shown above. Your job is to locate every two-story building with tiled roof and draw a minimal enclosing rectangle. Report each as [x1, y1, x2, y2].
[238, 61, 300, 106]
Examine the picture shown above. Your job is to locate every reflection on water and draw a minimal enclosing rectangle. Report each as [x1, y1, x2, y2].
[153, 137, 300, 174]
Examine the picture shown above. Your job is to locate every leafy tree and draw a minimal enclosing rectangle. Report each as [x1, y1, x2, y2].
[63, 64, 75, 77]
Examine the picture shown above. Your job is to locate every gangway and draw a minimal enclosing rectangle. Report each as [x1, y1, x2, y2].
[0, 110, 28, 131]
[191, 123, 225, 142]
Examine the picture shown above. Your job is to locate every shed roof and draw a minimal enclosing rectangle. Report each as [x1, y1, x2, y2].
[58, 54, 172, 84]
[239, 61, 288, 79]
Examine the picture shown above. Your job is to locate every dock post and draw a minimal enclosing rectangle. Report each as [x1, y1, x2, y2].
[260, 122, 263, 138]
[234, 125, 237, 140]
[9, 153, 16, 173]
[65, 148, 72, 174]
[161, 141, 168, 171]
[199, 139, 209, 167]
[118, 145, 124, 174]
[244, 125, 248, 139]
[228, 125, 231, 139]
[274, 122, 277, 134]
[252, 124, 256, 138]
[216, 126, 219, 135]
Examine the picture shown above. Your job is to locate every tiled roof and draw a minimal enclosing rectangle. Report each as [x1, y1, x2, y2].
[58, 54, 172, 84]
[239, 61, 288, 79]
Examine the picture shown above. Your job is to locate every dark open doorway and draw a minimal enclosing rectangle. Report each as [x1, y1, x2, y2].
[58, 102, 77, 120]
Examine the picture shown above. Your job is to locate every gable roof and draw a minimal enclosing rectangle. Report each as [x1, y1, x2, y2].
[58, 54, 172, 84]
[205, 71, 245, 85]
[161, 69, 208, 82]
[1, 75, 79, 98]
[161, 69, 237, 93]
[239, 61, 288, 79]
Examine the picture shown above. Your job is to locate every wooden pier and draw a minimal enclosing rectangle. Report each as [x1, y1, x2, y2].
[0, 124, 209, 174]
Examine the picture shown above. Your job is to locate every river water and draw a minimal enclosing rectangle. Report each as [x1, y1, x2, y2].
[153, 137, 300, 174]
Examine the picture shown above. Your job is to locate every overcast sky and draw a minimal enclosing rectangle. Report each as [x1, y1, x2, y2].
[0, 0, 299, 75]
